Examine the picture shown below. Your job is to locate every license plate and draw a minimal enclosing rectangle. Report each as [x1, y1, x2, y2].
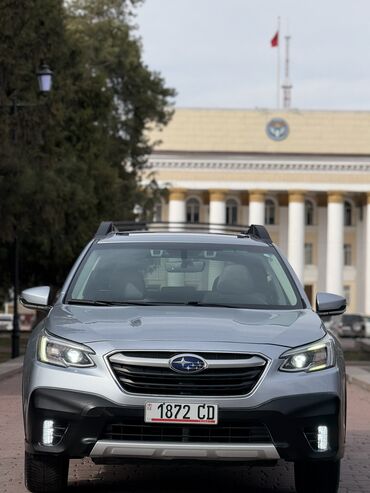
[145, 402, 218, 425]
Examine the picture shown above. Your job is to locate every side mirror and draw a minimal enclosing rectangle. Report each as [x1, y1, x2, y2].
[316, 292, 346, 317]
[20, 286, 51, 311]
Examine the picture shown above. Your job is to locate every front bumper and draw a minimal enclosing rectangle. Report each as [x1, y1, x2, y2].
[26, 388, 345, 463]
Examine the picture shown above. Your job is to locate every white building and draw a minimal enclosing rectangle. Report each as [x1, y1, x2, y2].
[146, 108, 370, 313]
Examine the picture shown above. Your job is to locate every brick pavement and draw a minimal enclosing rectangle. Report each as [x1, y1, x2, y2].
[0, 373, 369, 492]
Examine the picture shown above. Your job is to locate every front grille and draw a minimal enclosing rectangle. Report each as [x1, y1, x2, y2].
[108, 351, 267, 397]
[102, 420, 272, 444]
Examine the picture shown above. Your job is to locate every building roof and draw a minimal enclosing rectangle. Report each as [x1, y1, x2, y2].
[149, 108, 370, 156]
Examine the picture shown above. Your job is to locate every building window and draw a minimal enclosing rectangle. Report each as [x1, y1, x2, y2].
[305, 200, 314, 226]
[344, 201, 353, 226]
[186, 198, 200, 224]
[265, 199, 276, 225]
[304, 243, 313, 265]
[344, 244, 352, 266]
[343, 285, 351, 305]
[153, 202, 162, 222]
[226, 199, 238, 225]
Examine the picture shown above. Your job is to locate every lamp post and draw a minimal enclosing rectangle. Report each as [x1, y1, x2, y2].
[10, 64, 53, 359]
[133, 204, 143, 222]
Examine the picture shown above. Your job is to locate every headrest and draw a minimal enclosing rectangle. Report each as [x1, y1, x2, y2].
[216, 264, 254, 295]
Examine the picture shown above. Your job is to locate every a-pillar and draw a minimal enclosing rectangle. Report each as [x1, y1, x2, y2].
[326, 192, 344, 296]
[365, 193, 370, 313]
[288, 191, 305, 283]
[249, 191, 265, 225]
[209, 190, 226, 232]
[168, 188, 186, 231]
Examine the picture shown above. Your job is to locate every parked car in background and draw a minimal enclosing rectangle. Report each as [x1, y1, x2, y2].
[364, 316, 370, 338]
[0, 314, 13, 331]
[332, 314, 366, 338]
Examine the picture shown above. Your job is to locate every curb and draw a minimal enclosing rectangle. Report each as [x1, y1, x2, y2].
[346, 366, 370, 393]
[0, 356, 23, 382]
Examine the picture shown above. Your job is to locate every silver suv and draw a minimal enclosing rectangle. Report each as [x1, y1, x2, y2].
[21, 223, 347, 493]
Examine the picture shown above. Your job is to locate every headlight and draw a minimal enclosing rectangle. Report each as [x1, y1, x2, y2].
[38, 331, 95, 368]
[279, 335, 335, 373]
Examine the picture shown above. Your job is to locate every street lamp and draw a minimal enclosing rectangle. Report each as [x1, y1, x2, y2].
[37, 64, 53, 93]
[11, 63, 54, 359]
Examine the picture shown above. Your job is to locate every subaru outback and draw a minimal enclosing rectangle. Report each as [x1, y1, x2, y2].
[21, 222, 347, 493]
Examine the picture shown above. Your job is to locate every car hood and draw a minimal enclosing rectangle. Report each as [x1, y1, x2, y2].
[46, 305, 325, 349]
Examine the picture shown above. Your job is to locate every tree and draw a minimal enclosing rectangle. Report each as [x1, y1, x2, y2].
[0, 0, 175, 299]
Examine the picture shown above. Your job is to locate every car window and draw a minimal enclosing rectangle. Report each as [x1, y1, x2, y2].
[66, 243, 303, 309]
[342, 315, 362, 324]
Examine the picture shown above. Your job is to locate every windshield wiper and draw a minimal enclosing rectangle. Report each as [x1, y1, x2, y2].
[67, 299, 245, 308]
[67, 299, 186, 307]
[67, 299, 115, 306]
[185, 301, 244, 308]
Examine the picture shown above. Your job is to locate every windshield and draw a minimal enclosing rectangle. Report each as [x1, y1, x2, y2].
[65, 242, 303, 309]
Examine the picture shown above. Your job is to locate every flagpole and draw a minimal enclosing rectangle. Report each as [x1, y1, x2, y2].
[276, 16, 281, 109]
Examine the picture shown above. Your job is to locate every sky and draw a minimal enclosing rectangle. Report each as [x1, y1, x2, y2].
[136, 0, 370, 110]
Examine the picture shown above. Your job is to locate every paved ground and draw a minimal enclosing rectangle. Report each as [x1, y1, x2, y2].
[1, 373, 370, 493]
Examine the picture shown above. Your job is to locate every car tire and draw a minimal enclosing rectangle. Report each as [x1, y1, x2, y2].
[294, 460, 340, 493]
[24, 451, 69, 493]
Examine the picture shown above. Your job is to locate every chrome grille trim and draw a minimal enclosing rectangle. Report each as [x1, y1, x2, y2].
[109, 353, 266, 369]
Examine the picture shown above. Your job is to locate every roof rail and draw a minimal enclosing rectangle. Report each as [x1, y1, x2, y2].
[94, 221, 115, 238]
[94, 221, 272, 243]
[245, 224, 272, 244]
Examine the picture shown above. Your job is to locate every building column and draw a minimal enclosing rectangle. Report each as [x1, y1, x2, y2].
[209, 190, 226, 231]
[288, 191, 305, 283]
[278, 193, 288, 256]
[168, 188, 186, 231]
[249, 191, 265, 225]
[317, 201, 328, 292]
[326, 192, 344, 296]
[241, 192, 249, 227]
[365, 193, 370, 313]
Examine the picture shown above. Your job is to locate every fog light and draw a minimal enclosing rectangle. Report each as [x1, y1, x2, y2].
[42, 420, 55, 446]
[317, 425, 329, 451]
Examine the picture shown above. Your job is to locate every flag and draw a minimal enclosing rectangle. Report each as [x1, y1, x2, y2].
[271, 31, 279, 47]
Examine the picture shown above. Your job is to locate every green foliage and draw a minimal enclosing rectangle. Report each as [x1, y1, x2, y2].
[0, 0, 175, 298]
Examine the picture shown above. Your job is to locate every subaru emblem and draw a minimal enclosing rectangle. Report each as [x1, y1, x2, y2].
[169, 354, 207, 374]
